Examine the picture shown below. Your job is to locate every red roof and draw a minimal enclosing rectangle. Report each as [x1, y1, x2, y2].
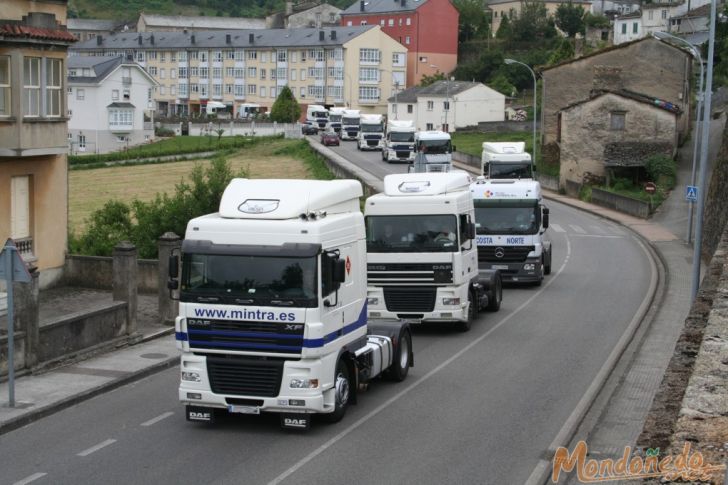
[0, 24, 76, 42]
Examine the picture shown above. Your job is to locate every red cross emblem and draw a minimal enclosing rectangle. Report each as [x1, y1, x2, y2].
[345, 256, 351, 275]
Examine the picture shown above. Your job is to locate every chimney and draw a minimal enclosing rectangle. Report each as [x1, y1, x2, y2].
[249, 33, 255, 44]
[96, 35, 103, 46]
[191, 34, 196, 44]
[330, 30, 337, 40]
[150, 34, 155, 45]
[226, 34, 231, 44]
[138, 34, 142, 45]
[319, 30, 325, 41]
[360, 0, 365, 11]
[286, 1, 294, 15]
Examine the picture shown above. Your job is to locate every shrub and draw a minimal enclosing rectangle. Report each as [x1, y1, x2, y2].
[68, 200, 134, 256]
[155, 126, 175, 137]
[644, 154, 676, 186]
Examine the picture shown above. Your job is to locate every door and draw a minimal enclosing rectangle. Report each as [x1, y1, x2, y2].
[10, 175, 31, 239]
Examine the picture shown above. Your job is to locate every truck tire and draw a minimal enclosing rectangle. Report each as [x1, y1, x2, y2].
[486, 275, 502, 312]
[385, 329, 411, 382]
[535, 260, 544, 287]
[545, 250, 552, 275]
[320, 358, 350, 423]
[458, 290, 476, 332]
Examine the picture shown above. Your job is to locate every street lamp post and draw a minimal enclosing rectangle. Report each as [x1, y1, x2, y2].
[653, 31, 704, 244]
[505, 59, 537, 165]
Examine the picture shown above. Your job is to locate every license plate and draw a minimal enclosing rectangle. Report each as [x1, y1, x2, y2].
[492, 265, 509, 270]
[228, 405, 260, 415]
[401, 318, 422, 324]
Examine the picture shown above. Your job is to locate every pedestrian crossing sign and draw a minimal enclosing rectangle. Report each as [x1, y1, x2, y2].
[685, 185, 698, 202]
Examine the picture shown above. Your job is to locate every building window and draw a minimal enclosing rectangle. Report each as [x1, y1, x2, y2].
[179, 51, 187, 62]
[426, 123, 433, 130]
[199, 67, 208, 79]
[200, 51, 208, 62]
[388, 19, 394, 26]
[171, 68, 177, 79]
[360, 20, 367, 25]
[179, 83, 188, 97]
[190, 67, 198, 77]
[24, 57, 41, 116]
[160, 52, 166, 63]
[300, 87, 305, 98]
[213, 51, 223, 62]
[610, 111, 626, 130]
[76, 88, 85, 100]
[213, 67, 222, 79]
[407, 104, 413, 114]
[308, 85, 325, 99]
[443, 100, 450, 111]
[621, 23, 627, 34]
[171, 52, 177, 62]
[419, 56, 428, 63]
[347, 21, 353, 26]
[190, 84, 199, 94]
[261, 68, 267, 80]
[358, 86, 379, 101]
[262, 52, 269, 63]
[661, 9, 667, 19]
[171, 85, 176, 95]
[159, 86, 165, 95]
[277, 68, 287, 80]
[247, 67, 257, 78]
[393, 52, 406, 67]
[330, 13, 336, 22]
[112, 89, 119, 100]
[234, 84, 244, 97]
[301, 68, 307, 81]
[399, 18, 402, 26]
[247, 50, 257, 60]
[108, 108, 133, 127]
[78, 134, 86, 149]
[277, 50, 287, 62]
[234, 67, 244, 79]
[247, 84, 257, 95]
[200, 84, 208, 97]
[359, 48, 381, 64]
[427, 100, 434, 110]
[291, 69, 297, 81]
[225, 67, 234, 77]
[213, 84, 222, 97]
[359, 67, 379, 83]
[260, 86, 266, 98]
[380, 19, 385, 26]
[327, 85, 343, 99]
[632, 22, 638, 34]
[234, 50, 244, 61]
[405, 36, 411, 45]
[0, 56, 10, 116]
[160, 68, 166, 79]
[225, 83, 233, 94]
[148, 66, 158, 76]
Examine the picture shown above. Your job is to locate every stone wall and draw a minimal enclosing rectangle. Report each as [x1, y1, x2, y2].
[590, 187, 652, 218]
[701, 115, 728, 262]
[63, 255, 159, 293]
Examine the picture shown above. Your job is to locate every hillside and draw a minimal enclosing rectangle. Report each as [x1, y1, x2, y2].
[68, 0, 351, 20]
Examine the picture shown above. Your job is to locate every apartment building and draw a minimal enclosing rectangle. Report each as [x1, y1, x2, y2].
[71, 25, 407, 117]
[0, 0, 75, 286]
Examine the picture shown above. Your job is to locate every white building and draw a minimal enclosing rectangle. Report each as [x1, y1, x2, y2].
[67, 56, 158, 154]
[613, 10, 643, 44]
[387, 80, 505, 133]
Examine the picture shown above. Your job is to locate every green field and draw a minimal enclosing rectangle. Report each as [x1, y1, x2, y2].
[451, 132, 536, 157]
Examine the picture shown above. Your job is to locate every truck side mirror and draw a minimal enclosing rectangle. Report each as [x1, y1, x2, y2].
[467, 222, 476, 240]
[542, 207, 550, 229]
[452, 145, 456, 153]
[333, 259, 346, 284]
[168, 254, 179, 279]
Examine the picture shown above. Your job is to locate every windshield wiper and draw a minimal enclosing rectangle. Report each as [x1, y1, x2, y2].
[195, 296, 220, 303]
[270, 299, 295, 306]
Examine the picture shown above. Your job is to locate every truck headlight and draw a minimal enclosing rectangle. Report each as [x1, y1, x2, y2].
[367, 297, 379, 305]
[442, 297, 461, 306]
[290, 378, 319, 389]
[182, 371, 201, 382]
[523, 263, 535, 271]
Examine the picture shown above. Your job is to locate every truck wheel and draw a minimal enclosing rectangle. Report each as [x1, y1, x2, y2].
[534, 260, 544, 287]
[320, 359, 350, 423]
[385, 329, 411, 382]
[458, 290, 476, 332]
[545, 250, 552, 275]
[487, 276, 502, 312]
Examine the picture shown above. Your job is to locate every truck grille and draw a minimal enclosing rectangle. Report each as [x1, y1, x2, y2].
[207, 355, 283, 397]
[383, 286, 437, 312]
[368, 263, 452, 285]
[478, 246, 535, 263]
[187, 318, 304, 354]
[366, 140, 379, 147]
[396, 151, 411, 158]
[346, 131, 358, 137]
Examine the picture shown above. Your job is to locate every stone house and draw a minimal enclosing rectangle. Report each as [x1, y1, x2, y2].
[540, 37, 691, 162]
[558, 89, 680, 187]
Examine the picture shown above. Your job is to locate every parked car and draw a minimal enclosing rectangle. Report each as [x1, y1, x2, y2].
[301, 123, 318, 135]
[320, 130, 340, 146]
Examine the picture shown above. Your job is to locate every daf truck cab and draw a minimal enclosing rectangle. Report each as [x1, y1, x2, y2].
[482, 142, 533, 179]
[340, 109, 361, 141]
[365, 173, 502, 331]
[409, 131, 454, 173]
[170, 179, 413, 430]
[327, 107, 346, 134]
[470, 177, 552, 285]
[306, 105, 329, 131]
[382, 119, 416, 163]
[357, 114, 385, 150]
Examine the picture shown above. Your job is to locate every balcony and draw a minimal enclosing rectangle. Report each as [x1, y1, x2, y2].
[0, 116, 69, 157]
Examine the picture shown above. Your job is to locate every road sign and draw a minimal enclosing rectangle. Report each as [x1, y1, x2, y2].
[686, 185, 698, 202]
[644, 182, 657, 194]
[0, 239, 31, 283]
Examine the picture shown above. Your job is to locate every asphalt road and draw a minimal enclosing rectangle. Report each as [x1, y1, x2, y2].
[0, 140, 653, 485]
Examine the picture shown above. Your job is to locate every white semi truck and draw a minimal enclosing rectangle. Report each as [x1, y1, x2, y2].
[357, 113, 385, 150]
[169, 179, 413, 430]
[340, 109, 361, 141]
[306, 104, 329, 131]
[409, 131, 455, 173]
[470, 177, 552, 285]
[382, 119, 416, 163]
[481, 141, 533, 179]
[327, 107, 346, 134]
[364, 172, 502, 331]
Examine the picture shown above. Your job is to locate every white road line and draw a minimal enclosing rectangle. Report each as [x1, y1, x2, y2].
[268, 237, 574, 485]
[141, 411, 174, 427]
[569, 224, 586, 234]
[550, 223, 565, 233]
[77, 439, 116, 457]
[589, 225, 606, 234]
[570, 234, 623, 239]
[13, 473, 47, 485]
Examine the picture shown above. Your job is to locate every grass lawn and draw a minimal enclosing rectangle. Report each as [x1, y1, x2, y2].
[451, 132, 536, 158]
[69, 138, 320, 233]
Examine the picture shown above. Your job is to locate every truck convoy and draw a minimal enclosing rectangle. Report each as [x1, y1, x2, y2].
[357, 113, 385, 150]
[327, 107, 346, 133]
[409, 131, 455, 173]
[470, 177, 552, 285]
[481, 142, 533, 179]
[340, 109, 361, 141]
[382, 119, 416, 163]
[364, 172, 502, 331]
[170, 178, 413, 430]
[306, 104, 329, 131]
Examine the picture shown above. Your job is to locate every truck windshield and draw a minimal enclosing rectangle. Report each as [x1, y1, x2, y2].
[329, 114, 342, 123]
[181, 254, 318, 307]
[419, 139, 452, 154]
[391, 132, 414, 142]
[474, 199, 540, 235]
[361, 123, 384, 133]
[313, 111, 328, 119]
[343, 117, 360, 125]
[489, 162, 533, 179]
[366, 215, 459, 252]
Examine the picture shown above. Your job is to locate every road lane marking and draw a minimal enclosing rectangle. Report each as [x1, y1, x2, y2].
[77, 439, 116, 457]
[589, 225, 606, 234]
[570, 234, 623, 239]
[550, 223, 565, 233]
[13, 473, 47, 485]
[268, 237, 573, 485]
[569, 224, 586, 234]
[141, 411, 174, 427]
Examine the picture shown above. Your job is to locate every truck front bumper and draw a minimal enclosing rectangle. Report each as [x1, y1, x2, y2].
[366, 287, 468, 323]
[480, 258, 542, 283]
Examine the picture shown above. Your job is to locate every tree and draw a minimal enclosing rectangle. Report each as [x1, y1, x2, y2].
[510, 1, 557, 41]
[548, 37, 575, 65]
[269, 85, 301, 123]
[489, 73, 517, 97]
[453, 0, 490, 43]
[555, 2, 586, 38]
[496, 14, 513, 39]
[419, 71, 447, 87]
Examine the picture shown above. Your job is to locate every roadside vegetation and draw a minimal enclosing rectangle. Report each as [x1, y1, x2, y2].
[69, 137, 333, 258]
